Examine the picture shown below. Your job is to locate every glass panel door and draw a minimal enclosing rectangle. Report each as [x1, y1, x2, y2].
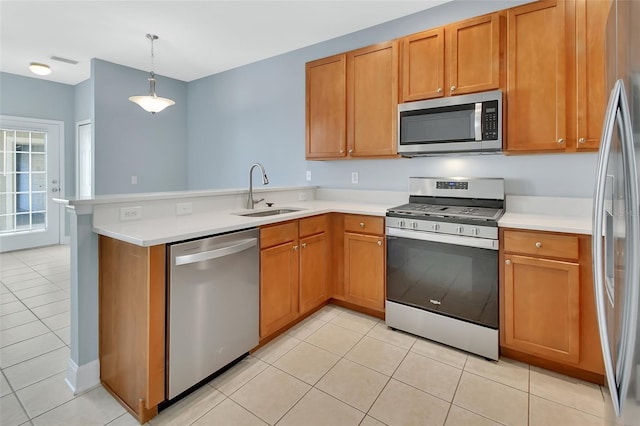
[0, 117, 62, 252]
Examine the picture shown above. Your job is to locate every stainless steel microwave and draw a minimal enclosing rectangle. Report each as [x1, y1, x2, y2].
[397, 90, 502, 156]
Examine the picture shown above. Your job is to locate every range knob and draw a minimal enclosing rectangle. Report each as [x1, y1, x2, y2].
[412, 221, 419, 229]
[456, 226, 464, 234]
[432, 223, 440, 231]
[471, 228, 479, 236]
[398, 220, 406, 228]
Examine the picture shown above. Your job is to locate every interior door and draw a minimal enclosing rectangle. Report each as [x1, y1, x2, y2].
[0, 117, 62, 252]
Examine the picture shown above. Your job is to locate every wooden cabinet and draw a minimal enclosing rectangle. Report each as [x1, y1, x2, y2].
[347, 41, 398, 157]
[305, 42, 398, 159]
[400, 13, 505, 102]
[341, 215, 385, 312]
[500, 229, 604, 382]
[506, 0, 611, 153]
[573, 0, 611, 150]
[306, 54, 347, 159]
[299, 215, 329, 314]
[506, 0, 567, 152]
[98, 236, 165, 423]
[259, 215, 330, 339]
[260, 221, 299, 338]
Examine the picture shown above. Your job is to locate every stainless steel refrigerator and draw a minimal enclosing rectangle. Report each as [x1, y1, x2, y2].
[592, 1, 640, 425]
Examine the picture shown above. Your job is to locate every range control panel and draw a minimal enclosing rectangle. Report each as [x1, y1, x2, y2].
[436, 181, 469, 190]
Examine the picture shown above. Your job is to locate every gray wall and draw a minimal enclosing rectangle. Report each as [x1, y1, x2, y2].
[92, 59, 188, 195]
[0, 72, 77, 199]
[187, 0, 598, 198]
[74, 78, 92, 123]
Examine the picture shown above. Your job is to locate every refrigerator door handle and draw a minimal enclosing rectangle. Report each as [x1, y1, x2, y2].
[616, 80, 640, 414]
[593, 79, 623, 417]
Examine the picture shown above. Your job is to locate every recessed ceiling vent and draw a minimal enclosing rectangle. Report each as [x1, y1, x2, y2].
[49, 55, 79, 65]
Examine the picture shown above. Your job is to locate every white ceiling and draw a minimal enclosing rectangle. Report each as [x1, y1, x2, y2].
[0, 0, 454, 85]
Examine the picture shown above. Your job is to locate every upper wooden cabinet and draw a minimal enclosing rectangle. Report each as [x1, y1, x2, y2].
[306, 54, 347, 159]
[574, 0, 611, 150]
[400, 13, 505, 102]
[347, 41, 399, 157]
[506, 0, 567, 152]
[306, 42, 398, 159]
[506, 0, 612, 153]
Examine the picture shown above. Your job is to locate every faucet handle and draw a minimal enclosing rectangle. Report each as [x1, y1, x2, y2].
[266, 202, 274, 207]
[253, 198, 265, 205]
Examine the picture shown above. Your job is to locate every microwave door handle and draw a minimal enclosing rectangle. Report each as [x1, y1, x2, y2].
[474, 103, 482, 141]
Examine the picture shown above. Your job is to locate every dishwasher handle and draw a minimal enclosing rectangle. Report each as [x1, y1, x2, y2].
[174, 238, 257, 266]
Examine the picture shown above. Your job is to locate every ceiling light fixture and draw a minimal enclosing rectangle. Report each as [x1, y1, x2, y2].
[29, 62, 51, 76]
[129, 34, 175, 114]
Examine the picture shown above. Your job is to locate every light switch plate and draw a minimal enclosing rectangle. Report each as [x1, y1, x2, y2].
[351, 172, 359, 184]
[306, 171, 312, 181]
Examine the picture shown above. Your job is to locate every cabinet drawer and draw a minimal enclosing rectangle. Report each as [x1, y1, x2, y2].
[299, 214, 328, 238]
[344, 215, 384, 235]
[260, 221, 298, 249]
[503, 230, 579, 260]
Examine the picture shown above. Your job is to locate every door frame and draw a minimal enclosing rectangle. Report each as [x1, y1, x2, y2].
[75, 119, 93, 198]
[0, 115, 65, 251]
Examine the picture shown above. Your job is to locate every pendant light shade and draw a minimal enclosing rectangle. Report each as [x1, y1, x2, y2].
[129, 34, 175, 114]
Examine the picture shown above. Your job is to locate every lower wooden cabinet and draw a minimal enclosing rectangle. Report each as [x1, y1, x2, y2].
[503, 254, 580, 364]
[500, 228, 604, 382]
[259, 215, 330, 339]
[344, 232, 385, 310]
[98, 236, 165, 423]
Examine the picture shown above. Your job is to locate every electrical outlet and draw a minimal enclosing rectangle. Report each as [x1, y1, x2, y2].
[306, 171, 312, 181]
[298, 192, 308, 201]
[120, 206, 142, 221]
[176, 202, 193, 216]
[351, 172, 359, 184]
[131, 175, 138, 185]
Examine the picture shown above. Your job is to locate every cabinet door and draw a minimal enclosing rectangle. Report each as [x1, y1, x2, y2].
[400, 28, 445, 102]
[299, 232, 328, 314]
[306, 54, 347, 159]
[344, 232, 385, 310]
[347, 41, 398, 157]
[448, 13, 505, 96]
[260, 241, 299, 338]
[575, 0, 611, 150]
[503, 254, 580, 364]
[507, 0, 567, 152]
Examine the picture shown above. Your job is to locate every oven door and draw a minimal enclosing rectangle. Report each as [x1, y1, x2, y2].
[386, 227, 499, 329]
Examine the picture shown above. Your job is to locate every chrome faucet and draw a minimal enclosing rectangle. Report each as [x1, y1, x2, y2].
[247, 163, 269, 209]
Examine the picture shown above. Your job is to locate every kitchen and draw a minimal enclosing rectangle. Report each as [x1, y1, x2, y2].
[1, 0, 638, 425]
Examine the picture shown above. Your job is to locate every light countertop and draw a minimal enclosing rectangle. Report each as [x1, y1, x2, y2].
[94, 200, 391, 247]
[498, 195, 592, 235]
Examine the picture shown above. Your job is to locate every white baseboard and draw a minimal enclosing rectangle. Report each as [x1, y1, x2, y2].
[65, 358, 100, 394]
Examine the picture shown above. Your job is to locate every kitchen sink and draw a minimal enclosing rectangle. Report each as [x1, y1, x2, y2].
[235, 208, 304, 217]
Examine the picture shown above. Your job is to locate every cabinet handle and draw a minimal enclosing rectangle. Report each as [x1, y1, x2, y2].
[348, 148, 354, 154]
[578, 137, 586, 144]
[450, 85, 456, 92]
[301, 242, 307, 248]
[339, 149, 344, 154]
[505, 259, 511, 265]
[359, 222, 365, 228]
[535, 241, 542, 248]
[557, 138, 565, 144]
[437, 87, 442, 93]
[377, 240, 382, 246]
[293, 245, 298, 251]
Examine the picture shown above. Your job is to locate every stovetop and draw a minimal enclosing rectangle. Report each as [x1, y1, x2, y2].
[387, 202, 504, 222]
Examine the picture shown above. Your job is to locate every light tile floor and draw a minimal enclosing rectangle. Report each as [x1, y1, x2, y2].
[1, 245, 608, 426]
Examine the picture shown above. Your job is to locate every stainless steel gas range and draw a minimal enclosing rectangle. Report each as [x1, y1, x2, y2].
[385, 177, 504, 360]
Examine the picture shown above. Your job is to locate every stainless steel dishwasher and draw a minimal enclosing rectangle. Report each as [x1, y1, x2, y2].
[167, 228, 259, 400]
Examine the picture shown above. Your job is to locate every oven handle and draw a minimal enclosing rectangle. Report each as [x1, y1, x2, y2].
[386, 227, 498, 250]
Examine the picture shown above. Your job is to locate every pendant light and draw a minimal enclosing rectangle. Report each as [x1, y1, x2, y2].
[129, 34, 175, 114]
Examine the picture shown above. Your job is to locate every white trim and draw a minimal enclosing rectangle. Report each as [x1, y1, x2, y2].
[75, 119, 93, 198]
[65, 357, 100, 395]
